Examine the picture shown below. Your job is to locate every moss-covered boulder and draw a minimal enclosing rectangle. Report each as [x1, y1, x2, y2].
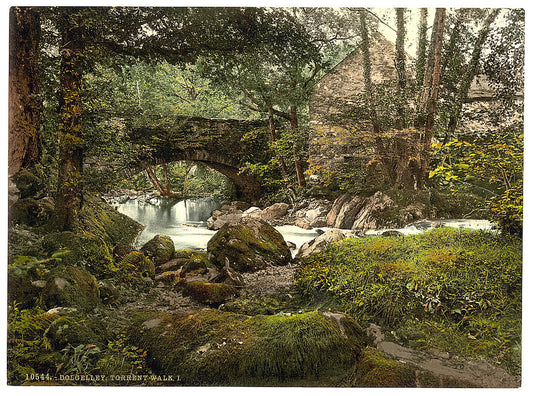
[12, 168, 44, 199]
[40, 265, 100, 311]
[43, 231, 115, 278]
[181, 281, 238, 306]
[128, 309, 366, 386]
[116, 250, 155, 280]
[207, 218, 291, 272]
[8, 257, 48, 309]
[141, 235, 175, 266]
[347, 347, 417, 387]
[77, 194, 144, 247]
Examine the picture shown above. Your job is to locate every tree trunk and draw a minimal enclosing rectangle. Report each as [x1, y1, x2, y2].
[268, 105, 291, 182]
[419, 8, 446, 188]
[146, 166, 180, 198]
[358, 10, 396, 184]
[415, 8, 428, 89]
[8, 7, 41, 176]
[395, 8, 407, 129]
[289, 105, 306, 188]
[55, 9, 85, 231]
[444, 9, 501, 142]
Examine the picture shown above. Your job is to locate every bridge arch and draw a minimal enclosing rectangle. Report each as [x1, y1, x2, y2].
[119, 116, 271, 202]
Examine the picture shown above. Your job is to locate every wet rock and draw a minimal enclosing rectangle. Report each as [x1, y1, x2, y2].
[259, 203, 290, 221]
[207, 217, 291, 273]
[381, 230, 403, 237]
[295, 218, 312, 230]
[141, 234, 175, 266]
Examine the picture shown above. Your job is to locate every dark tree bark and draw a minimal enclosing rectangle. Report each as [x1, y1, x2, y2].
[146, 166, 180, 198]
[55, 9, 86, 230]
[8, 7, 41, 176]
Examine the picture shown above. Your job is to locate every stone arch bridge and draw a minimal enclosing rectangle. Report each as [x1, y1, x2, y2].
[121, 115, 271, 201]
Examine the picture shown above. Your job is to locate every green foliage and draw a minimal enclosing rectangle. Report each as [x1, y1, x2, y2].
[295, 228, 521, 372]
[430, 128, 523, 233]
[7, 304, 67, 384]
[59, 343, 102, 376]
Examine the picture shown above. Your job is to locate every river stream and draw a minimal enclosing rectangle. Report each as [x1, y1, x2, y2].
[114, 196, 494, 252]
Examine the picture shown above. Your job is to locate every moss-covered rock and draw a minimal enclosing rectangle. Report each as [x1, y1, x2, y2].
[207, 218, 291, 272]
[8, 225, 46, 264]
[42, 231, 115, 278]
[141, 235, 175, 266]
[8, 259, 48, 309]
[77, 194, 144, 247]
[116, 250, 155, 280]
[128, 309, 365, 386]
[12, 168, 44, 199]
[347, 347, 417, 387]
[181, 281, 238, 306]
[40, 265, 100, 311]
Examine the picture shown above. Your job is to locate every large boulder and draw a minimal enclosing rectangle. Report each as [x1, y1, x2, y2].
[141, 234, 175, 266]
[296, 229, 353, 259]
[181, 281, 238, 306]
[128, 309, 367, 386]
[253, 202, 290, 221]
[207, 201, 251, 230]
[116, 250, 155, 279]
[207, 218, 291, 272]
[294, 199, 332, 228]
[326, 192, 397, 231]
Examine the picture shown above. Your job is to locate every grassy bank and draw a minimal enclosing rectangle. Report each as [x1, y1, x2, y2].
[295, 228, 522, 375]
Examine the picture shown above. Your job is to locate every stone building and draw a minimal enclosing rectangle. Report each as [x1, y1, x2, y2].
[307, 33, 496, 189]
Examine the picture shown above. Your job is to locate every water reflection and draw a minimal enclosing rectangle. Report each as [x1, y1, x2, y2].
[116, 197, 222, 248]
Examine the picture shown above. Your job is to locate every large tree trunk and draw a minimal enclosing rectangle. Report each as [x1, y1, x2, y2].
[358, 10, 397, 184]
[415, 8, 428, 89]
[395, 8, 407, 129]
[418, 8, 446, 188]
[55, 9, 85, 230]
[8, 7, 41, 176]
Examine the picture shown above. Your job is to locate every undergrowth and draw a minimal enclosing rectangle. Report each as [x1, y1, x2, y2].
[295, 228, 522, 375]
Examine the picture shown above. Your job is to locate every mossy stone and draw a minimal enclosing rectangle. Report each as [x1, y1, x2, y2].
[12, 168, 44, 199]
[207, 218, 291, 272]
[43, 231, 115, 278]
[351, 347, 417, 387]
[141, 235, 175, 266]
[128, 309, 364, 386]
[40, 265, 100, 311]
[77, 194, 144, 247]
[181, 281, 238, 306]
[116, 250, 155, 279]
